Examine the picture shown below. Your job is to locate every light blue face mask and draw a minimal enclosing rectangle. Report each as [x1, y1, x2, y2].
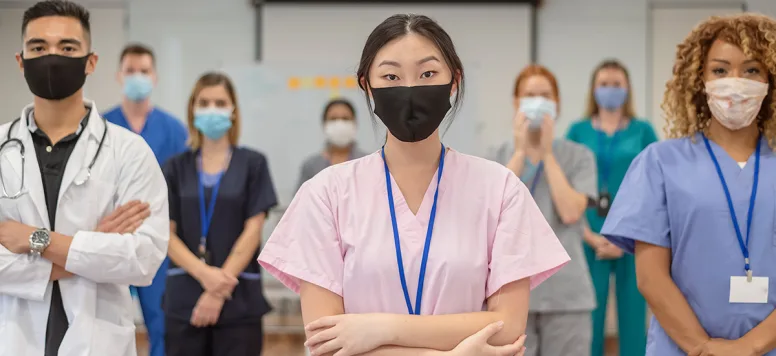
[519, 96, 557, 129]
[194, 108, 233, 140]
[594, 86, 628, 111]
[123, 74, 153, 101]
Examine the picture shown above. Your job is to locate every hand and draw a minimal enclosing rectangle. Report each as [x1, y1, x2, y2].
[513, 111, 529, 154]
[194, 266, 238, 299]
[0, 220, 37, 254]
[304, 313, 391, 356]
[689, 338, 757, 356]
[50, 264, 74, 281]
[539, 116, 555, 157]
[190, 292, 225, 327]
[451, 321, 526, 356]
[595, 241, 624, 260]
[97, 200, 150, 234]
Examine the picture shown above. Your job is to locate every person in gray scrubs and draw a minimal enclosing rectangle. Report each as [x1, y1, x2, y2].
[296, 98, 367, 191]
[490, 64, 597, 356]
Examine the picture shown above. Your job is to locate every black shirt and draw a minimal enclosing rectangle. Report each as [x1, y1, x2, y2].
[162, 147, 277, 324]
[28, 110, 90, 356]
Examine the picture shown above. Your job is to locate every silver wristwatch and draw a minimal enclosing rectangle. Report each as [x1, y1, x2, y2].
[29, 228, 51, 258]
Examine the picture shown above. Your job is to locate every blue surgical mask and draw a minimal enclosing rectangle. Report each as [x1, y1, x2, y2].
[519, 96, 557, 129]
[123, 74, 153, 101]
[594, 87, 628, 111]
[194, 108, 233, 140]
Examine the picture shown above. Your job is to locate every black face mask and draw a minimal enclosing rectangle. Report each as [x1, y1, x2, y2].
[22, 54, 90, 100]
[371, 81, 453, 143]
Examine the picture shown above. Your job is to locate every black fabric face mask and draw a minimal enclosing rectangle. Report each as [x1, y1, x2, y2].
[371, 81, 453, 143]
[22, 54, 90, 101]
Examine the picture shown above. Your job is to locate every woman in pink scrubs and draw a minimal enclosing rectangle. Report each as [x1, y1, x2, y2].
[259, 14, 570, 356]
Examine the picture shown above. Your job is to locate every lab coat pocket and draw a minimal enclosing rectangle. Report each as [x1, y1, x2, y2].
[88, 319, 136, 356]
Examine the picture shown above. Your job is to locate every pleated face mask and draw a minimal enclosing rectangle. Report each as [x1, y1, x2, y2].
[519, 96, 557, 129]
[705, 77, 768, 130]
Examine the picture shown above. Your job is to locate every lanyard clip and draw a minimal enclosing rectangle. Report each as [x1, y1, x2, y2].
[746, 269, 753, 283]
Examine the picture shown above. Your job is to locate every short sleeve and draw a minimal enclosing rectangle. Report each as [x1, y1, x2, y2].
[162, 157, 181, 224]
[247, 152, 278, 217]
[642, 121, 660, 147]
[486, 174, 570, 296]
[258, 176, 344, 295]
[569, 145, 598, 199]
[600, 145, 670, 253]
[565, 122, 580, 143]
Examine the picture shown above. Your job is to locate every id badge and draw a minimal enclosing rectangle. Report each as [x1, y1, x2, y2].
[597, 192, 611, 217]
[730, 276, 769, 303]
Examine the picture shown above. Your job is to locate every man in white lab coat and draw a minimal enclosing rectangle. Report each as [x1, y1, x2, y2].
[0, 1, 169, 355]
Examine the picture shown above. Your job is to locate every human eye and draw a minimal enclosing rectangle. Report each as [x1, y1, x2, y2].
[382, 74, 399, 81]
[745, 67, 761, 74]
[711, 67, 727, 75]
[420, 71, 437, 79]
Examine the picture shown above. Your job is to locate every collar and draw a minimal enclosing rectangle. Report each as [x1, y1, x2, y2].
[19, 100, 107, 142]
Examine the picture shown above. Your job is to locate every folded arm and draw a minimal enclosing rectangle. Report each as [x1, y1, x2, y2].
[302, 278, 529, 355]
[635, 241, 709, 352]
[221, 213, 265, 277]
[741, 311, 776, 355]
[543, 153, 588, 224]
[62, 138, 169, 286]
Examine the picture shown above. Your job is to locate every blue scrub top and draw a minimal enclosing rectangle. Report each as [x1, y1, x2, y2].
[601, 134, 776, 355]
[103, 106, 188, 165]
[566, 118, 658, 233]
[162, 147, 278, 324]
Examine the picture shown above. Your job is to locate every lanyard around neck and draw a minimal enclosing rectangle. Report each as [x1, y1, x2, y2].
[197, 151, 231, 253]
[382, 144, 445, 315]
[702, 134, 760, 281]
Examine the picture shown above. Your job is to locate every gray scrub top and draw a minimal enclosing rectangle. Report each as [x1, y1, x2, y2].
[490, 139, 598, 312]
[296, 146, 368, 191]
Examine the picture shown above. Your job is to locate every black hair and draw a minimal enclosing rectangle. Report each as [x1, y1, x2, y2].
[120, 43, 156, 67]
[22, 0, 91, 43]
[356, 14, 465, 124]
[322, 98, 356, 123]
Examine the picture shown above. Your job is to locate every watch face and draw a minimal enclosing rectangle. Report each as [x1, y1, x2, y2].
[31, 230, 49, 244]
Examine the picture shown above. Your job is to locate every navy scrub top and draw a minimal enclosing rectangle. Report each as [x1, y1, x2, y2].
[162, 146, 278, 325]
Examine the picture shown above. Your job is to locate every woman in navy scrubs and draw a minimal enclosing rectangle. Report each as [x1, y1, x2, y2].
[163, 72, 278, 356]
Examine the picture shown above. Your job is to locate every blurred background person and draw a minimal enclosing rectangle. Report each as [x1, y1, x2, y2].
[566, 59, 659, 356]
[163, 72, 277, 356]
[603, 14, 776, 356]
[103, 43, 189, 356]
[490, 64, 597, 356]
[296, 98, 366, 190]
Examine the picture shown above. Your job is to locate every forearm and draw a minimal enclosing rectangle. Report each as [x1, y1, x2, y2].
[384, 311, 520, 351]
[168, 232, 208, 279]
[222, 214, 265, 277]
[42, 232, 72, 267]
[356, 346, 445, 355]
[543, 154, 586, 224]
[581, 221, 600, 247]
[505, 151, 526, 177]
[741, 310, 776, 355]
[641, 274, 709, 351]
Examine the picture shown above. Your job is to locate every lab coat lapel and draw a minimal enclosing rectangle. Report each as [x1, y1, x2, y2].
[17, 109, 51, 229]
[58, 104, 103, 203]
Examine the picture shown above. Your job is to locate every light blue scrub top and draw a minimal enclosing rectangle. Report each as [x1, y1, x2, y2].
[103, 106, 188, 165]
[601, 134, 776, 356]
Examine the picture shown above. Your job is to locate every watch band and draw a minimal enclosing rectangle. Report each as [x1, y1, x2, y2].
[29, 228, 51, 258]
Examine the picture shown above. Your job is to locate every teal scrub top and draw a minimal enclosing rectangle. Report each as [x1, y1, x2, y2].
[566, 118, 658, 233]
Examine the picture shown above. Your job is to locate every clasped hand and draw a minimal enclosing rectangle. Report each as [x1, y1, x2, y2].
[513, 112, 554, 157]
[689, 339, 757, 356]
[304, 315, 526, 356]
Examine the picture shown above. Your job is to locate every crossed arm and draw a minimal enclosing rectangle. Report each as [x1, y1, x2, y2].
[300, 278, 530, 356]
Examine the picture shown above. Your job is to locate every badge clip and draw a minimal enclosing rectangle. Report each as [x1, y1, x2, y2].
[747, 269, 753, 283]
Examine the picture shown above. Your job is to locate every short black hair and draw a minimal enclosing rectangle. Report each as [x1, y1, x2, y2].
[322, 98, 356, 123]
[120, 43, 156, 66]
[22, 0, 91, 42]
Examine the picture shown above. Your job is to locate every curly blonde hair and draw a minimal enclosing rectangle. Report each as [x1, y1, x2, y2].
[662, 13, 776, 145]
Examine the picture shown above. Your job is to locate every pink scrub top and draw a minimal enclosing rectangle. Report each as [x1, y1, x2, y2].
[259, 149, 570, 315]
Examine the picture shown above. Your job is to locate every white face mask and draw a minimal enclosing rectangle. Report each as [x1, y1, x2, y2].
[705, 78, 768, 131]
[519, 96, 557, 130]
[324, 119, 357, 147]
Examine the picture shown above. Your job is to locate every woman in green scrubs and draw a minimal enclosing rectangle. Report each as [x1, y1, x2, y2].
[566, 59, 658, 356]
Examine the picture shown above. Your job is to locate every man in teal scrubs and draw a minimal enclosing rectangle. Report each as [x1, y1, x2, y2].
[103, 43, 188, 356]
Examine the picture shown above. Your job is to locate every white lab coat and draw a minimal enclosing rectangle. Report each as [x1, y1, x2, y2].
[0, 101, 169, 356]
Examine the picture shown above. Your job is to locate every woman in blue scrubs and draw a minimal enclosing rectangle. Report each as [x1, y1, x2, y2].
[162, 72, 278, 356]
[602, 14, 776, 356]
[566, 59, 658, 356]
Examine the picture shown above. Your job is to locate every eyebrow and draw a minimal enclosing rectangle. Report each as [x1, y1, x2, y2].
[710, 58, 759, 65]
[377, 55, 442, 68]
[24, 38, 82, 46]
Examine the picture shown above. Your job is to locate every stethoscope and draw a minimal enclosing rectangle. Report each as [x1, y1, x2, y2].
[0, 116, 108, 199]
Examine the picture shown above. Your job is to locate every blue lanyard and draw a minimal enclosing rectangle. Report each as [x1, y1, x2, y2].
[595, 121, 625, 191]
[702, 134, 760, 280]
[524, 161, 544, 195]
[382, 144, 445, 315]
[198, 160, 226, 252]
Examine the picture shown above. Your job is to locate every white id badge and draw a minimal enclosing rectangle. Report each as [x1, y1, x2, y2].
[729, 276, 769, 303]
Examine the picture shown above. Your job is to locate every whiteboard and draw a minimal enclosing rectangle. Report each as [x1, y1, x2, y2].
[221, 63, 480, 207]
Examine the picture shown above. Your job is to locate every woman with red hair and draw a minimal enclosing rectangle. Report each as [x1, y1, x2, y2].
[490, 64, 598, 356]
